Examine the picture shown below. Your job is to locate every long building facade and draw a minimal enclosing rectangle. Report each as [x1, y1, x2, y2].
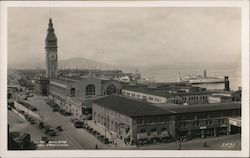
[49, 76, 122, 118]
[93, 95, 241, 144]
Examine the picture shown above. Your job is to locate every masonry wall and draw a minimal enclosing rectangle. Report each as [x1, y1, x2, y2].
[92, 103, 133, 139]
[131, 115, 175, 141]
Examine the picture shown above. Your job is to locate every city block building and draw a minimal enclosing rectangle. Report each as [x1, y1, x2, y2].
[92, 95, 175, 143]
[92, 95, 241, 144]
[122, 87, 210, 105]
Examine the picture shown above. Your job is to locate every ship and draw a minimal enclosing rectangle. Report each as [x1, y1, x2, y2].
[178, 70, 225, 84]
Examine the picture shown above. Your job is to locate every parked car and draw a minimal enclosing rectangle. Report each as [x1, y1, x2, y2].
[64, 111, 71, 116]
[38, 122, 44, 129]
[44, 126, 51, 134]
[97, 135, 104, 141]
[29, 119, 35, 124]
[102, 138, 109, 144]
[92, 131, 98, 135]
[85, 126, 90, 130]
[88, 128, 94, 133]
[8, 106, 12, 110]
[42, 136, 49, 143]
[49, 128, 56, 136]
[56, 125, 63, 131]
[74, 121, 84, 128]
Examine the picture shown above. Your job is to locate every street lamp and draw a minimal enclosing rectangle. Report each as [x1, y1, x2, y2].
[178, 136, 183, 150]
[104, 122, 106, 138]
[104, 107, 107, 138]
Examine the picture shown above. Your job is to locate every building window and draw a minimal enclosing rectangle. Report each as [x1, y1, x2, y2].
[70, 88, 76, 97]
[86, 84, 95, 95]
[155, 98, 160, 102]
[106, 84, 117, 95]
[161, 127, 167, 131]
[148, 97, 153, 101]
[140, 129, 146, 133]
[137, 119, 143, 124]
[151, 128, 157, 132]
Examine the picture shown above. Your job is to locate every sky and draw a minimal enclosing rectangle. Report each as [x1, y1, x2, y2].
[8, 7, 241, 69]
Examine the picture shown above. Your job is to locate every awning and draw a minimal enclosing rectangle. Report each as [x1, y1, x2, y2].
[137, 133, 148, 139]
[160, 130, 169, 137]
[149, 132, 159, 138]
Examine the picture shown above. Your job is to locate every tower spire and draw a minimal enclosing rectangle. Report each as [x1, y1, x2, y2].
[47, 18, 55, 33]
[45, 18, 57, 48]
[45, 18, 58, 79]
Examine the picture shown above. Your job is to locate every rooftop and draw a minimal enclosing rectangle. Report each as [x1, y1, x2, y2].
[123, 87, 211, 97]
[154, 101, 241, 114]
[93, 95, 241, 117]
[93, 95, 173, 117]
[70, 96, 105, 104]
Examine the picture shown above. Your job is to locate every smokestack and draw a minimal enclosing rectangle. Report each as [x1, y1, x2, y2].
[204, 70, 207, 78]
[224, 76, 230, 91]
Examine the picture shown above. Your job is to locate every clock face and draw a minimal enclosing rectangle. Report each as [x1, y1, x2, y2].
[49, 52, 57, 61]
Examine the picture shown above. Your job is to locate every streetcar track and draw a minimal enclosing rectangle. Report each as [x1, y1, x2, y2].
[62, 132, 82, 149]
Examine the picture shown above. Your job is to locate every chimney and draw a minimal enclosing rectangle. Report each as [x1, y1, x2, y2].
[224, 76, 230, 91]
[204, 69, 207, 78]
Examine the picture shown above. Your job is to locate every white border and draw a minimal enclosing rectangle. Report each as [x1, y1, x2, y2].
[0, 1, 249, 157]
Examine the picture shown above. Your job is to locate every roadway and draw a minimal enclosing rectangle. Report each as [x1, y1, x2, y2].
[9, 96, 241, 150]
[26, 96, 113, 150]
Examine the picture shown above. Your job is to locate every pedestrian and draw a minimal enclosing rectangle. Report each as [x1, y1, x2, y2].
[95, 144, 98, 149]
[115, 141, 117, 147]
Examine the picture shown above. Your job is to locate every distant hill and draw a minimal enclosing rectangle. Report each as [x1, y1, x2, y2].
[58, 57, 115, 70]
[8, 57, 134, 72]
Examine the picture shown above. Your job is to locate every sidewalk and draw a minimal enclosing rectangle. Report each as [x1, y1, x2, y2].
[87, 120, 134, 149]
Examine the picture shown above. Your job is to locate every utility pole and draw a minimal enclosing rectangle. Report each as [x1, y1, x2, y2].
[104, 107, 106, 138]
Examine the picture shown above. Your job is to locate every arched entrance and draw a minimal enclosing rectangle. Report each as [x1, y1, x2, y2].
[86, 84, 95, 95]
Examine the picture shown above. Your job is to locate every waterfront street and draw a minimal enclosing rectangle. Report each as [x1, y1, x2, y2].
[26, 96, 114, 150]
[134, 133, 241, 150]
[8, 96, 241, 150]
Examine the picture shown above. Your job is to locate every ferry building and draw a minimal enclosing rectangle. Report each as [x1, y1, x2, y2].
[35, 18, 122, 117]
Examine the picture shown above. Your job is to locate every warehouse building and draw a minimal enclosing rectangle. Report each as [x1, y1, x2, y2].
[92, 95, 176, 143]
[92, 95, 241, 144]
[122, 87, 210, 105]
[154, 102, 241, 138]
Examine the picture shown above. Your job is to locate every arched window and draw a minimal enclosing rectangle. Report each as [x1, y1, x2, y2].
[86, 84, 95, 95]
[106, 84, 116, 95]
[70, 88, 76, 97]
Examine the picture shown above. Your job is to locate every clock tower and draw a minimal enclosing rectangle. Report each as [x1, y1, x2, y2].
[45, 18, 58, 79]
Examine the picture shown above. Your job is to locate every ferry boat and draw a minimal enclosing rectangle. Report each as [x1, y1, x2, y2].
[178, 70, 225, 84]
